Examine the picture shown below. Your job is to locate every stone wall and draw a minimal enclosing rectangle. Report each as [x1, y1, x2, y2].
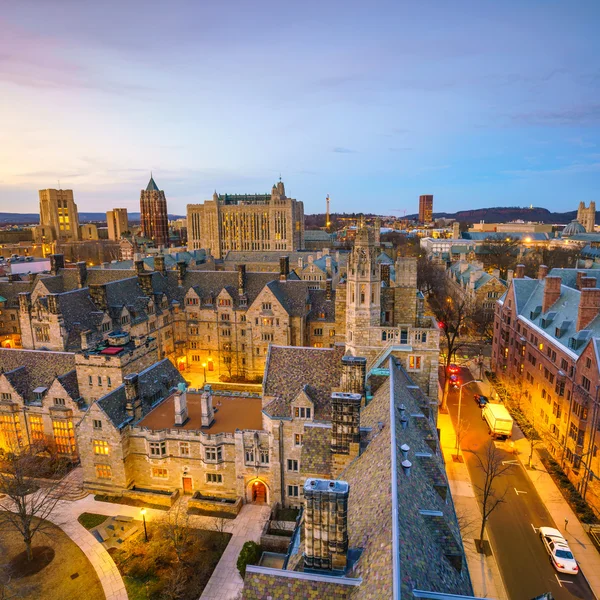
[188, 493, 242, 516]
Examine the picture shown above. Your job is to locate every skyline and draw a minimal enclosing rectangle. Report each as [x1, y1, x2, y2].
[1, 1, 600, 215]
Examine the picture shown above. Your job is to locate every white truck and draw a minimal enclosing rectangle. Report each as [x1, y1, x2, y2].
[482, 403, 513, 439]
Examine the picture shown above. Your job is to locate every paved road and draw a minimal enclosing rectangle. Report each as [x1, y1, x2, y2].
[446, 366, 594, 600]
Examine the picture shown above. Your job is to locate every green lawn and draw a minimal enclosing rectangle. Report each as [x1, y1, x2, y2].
[78, 512, 108, 530]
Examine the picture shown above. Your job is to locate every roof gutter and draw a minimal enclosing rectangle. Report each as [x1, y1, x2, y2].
[389, 355, 401, 600]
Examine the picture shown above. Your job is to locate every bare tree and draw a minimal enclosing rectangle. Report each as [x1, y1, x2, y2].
[160, 501, 193, 563]
[454, 418, 470, 461]
[473, 443, 513, 549]
[0, 443, 70, 562]
[479, 236, 520, 279]
[211, 515, 231, 551]
[160, 564, 188, 600]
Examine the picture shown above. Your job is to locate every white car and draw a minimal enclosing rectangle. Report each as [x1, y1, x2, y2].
[539, 526, 579, 575]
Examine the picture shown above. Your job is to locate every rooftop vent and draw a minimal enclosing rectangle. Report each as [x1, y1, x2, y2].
[401, 459, 412, 476]
[400, 444, 410, 460]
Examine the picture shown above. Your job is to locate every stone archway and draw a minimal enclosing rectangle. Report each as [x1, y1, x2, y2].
[247, 479, 268, 504]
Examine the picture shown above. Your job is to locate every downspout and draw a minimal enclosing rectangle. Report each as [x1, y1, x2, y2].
[388, 356, 400, 600]
[279, 420, 285, 505]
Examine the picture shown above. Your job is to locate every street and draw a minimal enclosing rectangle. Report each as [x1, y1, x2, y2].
[446, 366, 595, 600]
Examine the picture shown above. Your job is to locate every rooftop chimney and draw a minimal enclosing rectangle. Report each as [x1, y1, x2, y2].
[538, 264, 549, 280]
[135, 259, 145, 275]
[173, 384, 189, 426]
[325, 278, 333, 301]
[177, 260, 187, 286]
[340, 355, 366, 395]
[515, 264, 526, 279]
[49, 254, 65, 275]
[154, 254, 166, 274]
[124, 373, 139, 420]
[279, 256, 289, 281]
[237, 264, 246, 296]
[138, 271, 153, 297]
[381, 263, 391, 286]
[200, 385, 215, 427]
[577, 288, 600, 332]
[581, 276, 597, 289]
[303, 479, 349, 573]
[542, 276, 562, 313]
[47, 293, 60, 315]
[507, 269, 514, 284]
[75, 261, 88, 288]
[89, 283, 108, 311]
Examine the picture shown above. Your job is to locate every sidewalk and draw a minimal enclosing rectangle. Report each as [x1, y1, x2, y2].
[471, 364, 600, 598]
[438, 411, 508, 600]
[53, 494, 270, 600]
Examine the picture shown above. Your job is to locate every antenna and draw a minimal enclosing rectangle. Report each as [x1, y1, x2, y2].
[58, 179, 61, 190]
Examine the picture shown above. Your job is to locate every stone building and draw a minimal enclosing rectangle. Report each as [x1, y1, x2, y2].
[242, 357, 474, 599]
[0, 278, 29, 348]
[492, 266, 600, 509]
[140, 176, 169, 248]
[446, 260, 507, 316]
[106, 208, 129, 241]
[577, 201, 596, 233]
[187, 180, 305, 258]
[35, 188, 81, 243]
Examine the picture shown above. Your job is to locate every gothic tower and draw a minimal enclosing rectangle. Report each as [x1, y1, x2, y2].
[140, 175, 169, 248]
[345, 224, 381, 353]
[577, 201, 596, 233]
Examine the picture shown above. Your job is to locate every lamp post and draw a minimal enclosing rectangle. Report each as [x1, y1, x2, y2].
[202, 362, 207, 385]
[455, 378, 482, 453]
[140, 508, 148, 542]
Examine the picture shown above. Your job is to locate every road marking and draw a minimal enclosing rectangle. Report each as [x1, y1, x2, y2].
[514, 488, 528, 495]
[555, 574, 562, 588]
[502, 460, 519, 466]
[531, 523, 538, 533]
[554, 573, 574, 586]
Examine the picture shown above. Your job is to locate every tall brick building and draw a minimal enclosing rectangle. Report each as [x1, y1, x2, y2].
[418, 194, 433, 223]
[492, 266, 600, 507]
[187, 180, 305, 258]
[140, 175, 169, 247]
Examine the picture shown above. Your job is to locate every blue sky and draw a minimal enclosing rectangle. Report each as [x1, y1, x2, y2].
[1, 0, 599, 216]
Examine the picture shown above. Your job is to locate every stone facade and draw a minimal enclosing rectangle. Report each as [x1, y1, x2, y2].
[36, 188, 81, 243]
[106, 209, 129, 241]
[140, 176, 169, 247]
[577, 201, 596, 233]
[187, 180, 305, 259]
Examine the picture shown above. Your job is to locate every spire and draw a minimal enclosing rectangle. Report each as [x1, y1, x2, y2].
[146, 173, 159, 192]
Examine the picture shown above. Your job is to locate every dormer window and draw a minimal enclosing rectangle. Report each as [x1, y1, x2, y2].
[294, 407, 311, 419]
[1, 393, 12, 400]
[33, 387, 47, 402]
[54, 398, 66, 406]
[121, 314, 130, 325]
[218, 298, 232, 307]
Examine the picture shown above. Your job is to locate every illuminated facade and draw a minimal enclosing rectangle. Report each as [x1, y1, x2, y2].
[187, 180, 305, 258]
[36, 188, 81, 243]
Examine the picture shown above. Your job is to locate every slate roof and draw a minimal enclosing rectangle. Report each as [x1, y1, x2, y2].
[307, 289, 336, 323]
[448, 262, 505, 292]
[506, 275, 600, 357]
[96, 358, 185, 429]
[146, 176, 160, 192]
[0, 280, 34, 307]
[0, 348, 77, 402]
[300, 425, 332, 476]
[548, 267, 600, 290]
[262, 345, 346, 420]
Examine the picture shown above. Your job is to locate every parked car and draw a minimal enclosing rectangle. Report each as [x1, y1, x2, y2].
[474, 394, 488, 408]
[539, 527, 579, 575]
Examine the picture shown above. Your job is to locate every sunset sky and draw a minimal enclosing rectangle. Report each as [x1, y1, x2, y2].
[1, 0, 599, 215]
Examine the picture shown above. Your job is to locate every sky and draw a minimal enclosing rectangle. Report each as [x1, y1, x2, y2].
[1, 0, 600, 216]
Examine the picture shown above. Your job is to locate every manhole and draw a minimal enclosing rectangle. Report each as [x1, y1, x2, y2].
[70, 573, 79, 580]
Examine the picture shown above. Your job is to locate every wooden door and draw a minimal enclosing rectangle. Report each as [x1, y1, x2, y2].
[182, 477, 193, 494]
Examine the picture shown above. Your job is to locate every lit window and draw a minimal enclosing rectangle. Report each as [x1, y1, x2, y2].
[52, 420, 75, 454]
[152, 467, 168, 478]
[96, 464, 112, 479]
[29, 415, 44, 442]
[93, 440, 109, 455]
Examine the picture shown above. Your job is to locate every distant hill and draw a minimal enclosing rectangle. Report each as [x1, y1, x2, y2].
[0, 212, 185, 225]
[404, 206, 591, 224]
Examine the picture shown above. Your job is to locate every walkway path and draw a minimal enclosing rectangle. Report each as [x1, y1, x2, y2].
[199, 503, 270, 600]
[48, 493, 269, 600]
[438, 411, 508, 600]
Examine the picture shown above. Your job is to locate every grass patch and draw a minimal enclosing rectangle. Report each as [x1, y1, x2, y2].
[77, 512, 108, 530]
[110, 523, 231, 599]
[0, 512, 104, 600]
[94, 494, 170, 511]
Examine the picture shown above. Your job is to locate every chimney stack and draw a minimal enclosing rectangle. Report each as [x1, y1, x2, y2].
[303, 479, 349, 573]
[124, 373, 139, 420]
[173, 384, 189, 426]
[200, 385, 215, 427]
[138, 272, 154, 297]
[135, 259, 145, 275]
[154, 254, 166, 274]
[542, 276, 562, 313]
[279, 256, 289, 281]
[325, 278, 333, 301]
[89, 283, 108, 311]
[507, 269, 514, 284]
[340, 356, 366, 395]
[49, 254, 65, 275]
[515, 264, 526, 279]
[381, 264, 391, 286]
[581, 276, 597, 289]
[18, 292, 32, 314]
[238, 264, 246, 296]
[577, 288, 600, 331]
[177, 260, 187, 286]
[47, 293, 60, 315]
[538, 264, 549, 280]
[75, 261, 88, 288]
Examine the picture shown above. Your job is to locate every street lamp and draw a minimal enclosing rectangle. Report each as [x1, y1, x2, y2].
[202, 362, 207, 385]
[455, 378, 482, 453]
[140, 508, 148, 542]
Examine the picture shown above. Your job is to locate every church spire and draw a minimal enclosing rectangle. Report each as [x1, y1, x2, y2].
[146, 173, 159, 192]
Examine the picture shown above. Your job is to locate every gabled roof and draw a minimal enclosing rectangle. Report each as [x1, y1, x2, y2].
[96, 358, 185, 429]
[263, 345, 345, 420]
